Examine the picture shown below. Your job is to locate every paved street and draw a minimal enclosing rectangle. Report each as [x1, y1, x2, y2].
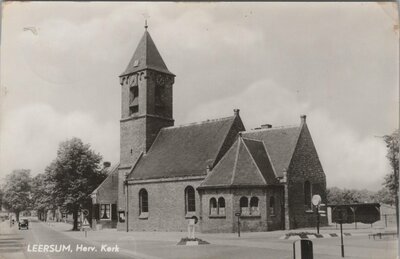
[0, 219, 133, 259]
[0, 219, 397, 259]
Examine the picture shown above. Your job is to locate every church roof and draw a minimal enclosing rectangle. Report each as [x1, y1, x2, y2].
[242, 126, 301, 177]
[199, 137, 278, 189]
[128, 116, 241, 180]
[120, 30, 174, 77]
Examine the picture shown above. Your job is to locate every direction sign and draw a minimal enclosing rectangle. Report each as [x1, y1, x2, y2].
[235, 212, 241, 217]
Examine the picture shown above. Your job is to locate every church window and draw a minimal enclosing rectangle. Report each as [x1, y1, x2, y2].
[250, 197, 260, 216]
[185, 186, 196, 213]
[218, 197, 225, 216]
[304, 181, 312, 210]
[139, 189, 148, 215]
[129, 86, 139, 115]
[209, 198, 217, 215]
[269, 196, 275, 215]
[240, 197, 249, 215]
[100, 204, 111, 220]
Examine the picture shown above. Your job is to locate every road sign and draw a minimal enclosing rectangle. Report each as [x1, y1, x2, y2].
[82, 217, 90, 228]
[82, 209, 89, 217]
[312, 195, 321, 206]
[235, 212, 241, 217]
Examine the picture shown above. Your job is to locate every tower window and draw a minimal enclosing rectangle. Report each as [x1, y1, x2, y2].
[129, 86, 139, 115]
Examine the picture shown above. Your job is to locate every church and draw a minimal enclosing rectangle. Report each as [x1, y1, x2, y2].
[90, 25, 327, 233]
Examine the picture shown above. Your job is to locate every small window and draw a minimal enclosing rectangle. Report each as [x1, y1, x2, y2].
[100, 204, 111, 220]
[185, 186, 196, 213]
[139, 189, 148, 214]
[209, 198, 217, 215]
[250, 197, 260, 215]
[240, 197, 249, 215]
[218, 197, 225, 215]
[133, 60, 139, 67]
[269, 196, 275, 215]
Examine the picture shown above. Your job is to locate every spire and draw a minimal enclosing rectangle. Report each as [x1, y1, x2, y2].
[120, 29, 174, 77]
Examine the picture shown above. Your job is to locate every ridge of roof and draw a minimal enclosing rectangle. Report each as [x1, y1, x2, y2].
[230, 138, 242, 185]
[241, 138, 267, 185]
[245, 124, 299, 134]
[161, 116, 235, 131]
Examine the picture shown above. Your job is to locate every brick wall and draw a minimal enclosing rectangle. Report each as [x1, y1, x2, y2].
[126, 178, 204, 232]
[287, 124, 327, 229]
[199, 190, 234, 233]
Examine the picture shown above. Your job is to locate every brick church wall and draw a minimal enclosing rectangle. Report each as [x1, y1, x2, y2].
[126, 178, 204, 232]
[199, 190, 234, 233]
[287, 124, 327, 229]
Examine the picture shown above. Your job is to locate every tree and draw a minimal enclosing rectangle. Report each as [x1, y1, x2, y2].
[31, 173, 56, 221]
[383, 129, 399, 234]
[2, 169, 32, 221]
[373, 187, 395, 206]
[327, 187, 376, 204]
[47, 138, 106, 230]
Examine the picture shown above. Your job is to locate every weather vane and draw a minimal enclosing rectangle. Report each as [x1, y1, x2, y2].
[142, 13, 150, 30]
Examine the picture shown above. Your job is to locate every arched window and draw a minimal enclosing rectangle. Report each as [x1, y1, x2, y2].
[218, 197, 226, 215]
[185, 186, 196, 213]
[240, 197, 249, 215]
[304, 181, 311, 209]
[139, 189, 148, 214]
[209, 198, 217, 215]
[250, 197, 260, 215]
[269, 196, 275, 215]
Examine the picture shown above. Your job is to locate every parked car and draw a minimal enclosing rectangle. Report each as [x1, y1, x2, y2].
[18, 219, 29, 230]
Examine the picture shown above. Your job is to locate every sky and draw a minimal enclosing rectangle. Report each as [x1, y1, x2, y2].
[0, 2, 398, 191]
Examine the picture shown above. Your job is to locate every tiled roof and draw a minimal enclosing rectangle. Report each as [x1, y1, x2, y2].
[242, 126, 301, 177]
[129, 116, 240, 180]
[92, 163, 119, 194]
[199, 137, 277, 188]
[121, 31, 173, 76]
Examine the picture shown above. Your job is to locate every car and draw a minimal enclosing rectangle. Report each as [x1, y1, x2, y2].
[18, 219, 29, 230]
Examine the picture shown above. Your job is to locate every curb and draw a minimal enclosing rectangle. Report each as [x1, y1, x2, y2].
[279, 233, 353, 240]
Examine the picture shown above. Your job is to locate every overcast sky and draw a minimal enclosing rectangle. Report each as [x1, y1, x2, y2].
[0, 2, 398, 191]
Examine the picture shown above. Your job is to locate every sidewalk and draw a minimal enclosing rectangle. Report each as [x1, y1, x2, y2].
[0, 220, 26, 259]
[42, 220, 398, 259]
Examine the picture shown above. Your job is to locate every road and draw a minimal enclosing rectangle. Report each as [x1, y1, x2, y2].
[0, 219, 134, 259]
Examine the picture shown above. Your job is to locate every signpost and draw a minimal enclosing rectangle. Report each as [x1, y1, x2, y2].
[338, 208, 345, 258]
[81, 209, 90, 238]
[312, 195, 321, 234]
[235, 212, 241, 237]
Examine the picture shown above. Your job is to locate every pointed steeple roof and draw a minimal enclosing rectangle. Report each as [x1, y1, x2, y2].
[121, 30, 174, 77]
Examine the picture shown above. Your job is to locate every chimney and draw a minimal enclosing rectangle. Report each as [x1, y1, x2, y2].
[300, 115, 307, 123]
[261, 124, 272, 129]
[103, 161, 111, 168]
[233, 109, 240, 116]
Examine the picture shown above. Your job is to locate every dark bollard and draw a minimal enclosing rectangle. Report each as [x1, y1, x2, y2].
[293, 239, 313, 259]
[301, 239, 313, 259]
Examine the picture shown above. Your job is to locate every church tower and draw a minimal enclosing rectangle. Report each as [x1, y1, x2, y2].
[119, 25, 175, 168]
